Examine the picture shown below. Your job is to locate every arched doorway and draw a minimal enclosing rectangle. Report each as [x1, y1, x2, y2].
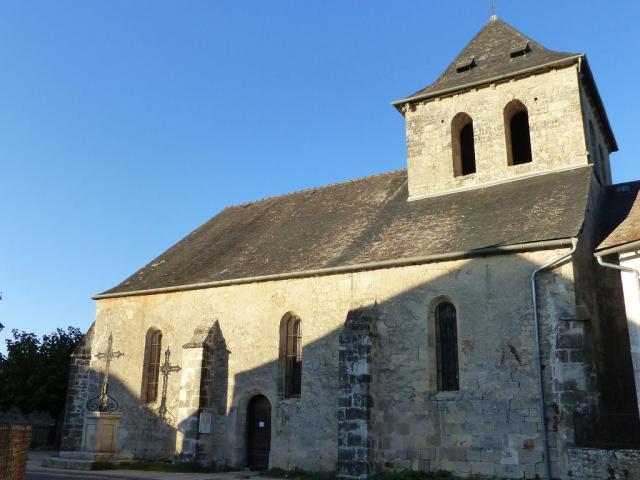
[247, 394, 271, 470]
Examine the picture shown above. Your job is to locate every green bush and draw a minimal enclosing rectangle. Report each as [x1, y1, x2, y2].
[91, 460, 228, 472]
[262, 468, 496, 480]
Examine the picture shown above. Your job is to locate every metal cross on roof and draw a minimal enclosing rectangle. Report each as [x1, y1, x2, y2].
[86, 332, 125, 412]
[156, 347, 181, 424]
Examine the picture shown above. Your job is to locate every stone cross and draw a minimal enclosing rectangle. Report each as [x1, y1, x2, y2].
[157, 347, 181, 423]
[87, 332, 124, 412]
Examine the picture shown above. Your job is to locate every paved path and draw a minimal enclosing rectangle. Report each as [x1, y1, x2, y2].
[27, 451, 263, 480]
[27, 472, 142, 480]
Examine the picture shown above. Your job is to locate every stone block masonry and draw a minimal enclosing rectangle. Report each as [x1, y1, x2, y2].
[567, 447, 640, 479]
[405, 65, 592, 199]
[60, 325, 94, 452]
[67, 248, 599, 478]
[337, 305, 377, 479]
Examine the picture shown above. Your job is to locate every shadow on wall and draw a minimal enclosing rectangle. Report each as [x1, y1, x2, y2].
[60, 320, 232, 463]
[62, 251, 639, 475]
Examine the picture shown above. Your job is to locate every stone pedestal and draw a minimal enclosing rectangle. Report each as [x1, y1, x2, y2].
[81, 412, 122, 453]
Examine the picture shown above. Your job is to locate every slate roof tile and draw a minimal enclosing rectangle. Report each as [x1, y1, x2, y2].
[100, 166, 593, 296]
[597, 182, 640, 252]
[397, 16, 579, 104]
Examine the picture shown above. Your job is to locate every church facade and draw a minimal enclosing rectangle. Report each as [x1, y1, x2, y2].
[59, 17, 639, 479]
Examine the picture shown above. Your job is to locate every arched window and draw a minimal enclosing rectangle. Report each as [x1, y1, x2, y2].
[504, 100, 532, 165]
[141, 328, 162, 403]
[451, 113, 476, 176]
[435, 302, 459, 391]
[279, 313, 302, 398]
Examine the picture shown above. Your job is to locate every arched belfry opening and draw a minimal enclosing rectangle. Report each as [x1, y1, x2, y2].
[504, 100, 533, 165]
[451, 113, 477, 177]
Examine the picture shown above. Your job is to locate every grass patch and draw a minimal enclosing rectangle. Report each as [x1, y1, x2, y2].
[262, 468, 337, 480]
[92, 460, 231, 472]
[262, 469, 497, 480]
[373, 471, 456, 480]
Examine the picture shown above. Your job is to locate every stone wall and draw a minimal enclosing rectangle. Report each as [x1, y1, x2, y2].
[337, 306, 376, 479]
[79, 246, 595, 478]
[572, 177, 638, 415]
[404, 64, 589, 199]
[59, 324, 94, 452]
[567, 447, 640, 480]
[618, 250, 640, 416]
[578, 76, 612, 186]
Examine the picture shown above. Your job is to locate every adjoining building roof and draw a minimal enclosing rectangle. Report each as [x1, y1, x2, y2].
[98, 166, 593, 297]
[394, 16, 580, 105]
[596, 182, 640, 254]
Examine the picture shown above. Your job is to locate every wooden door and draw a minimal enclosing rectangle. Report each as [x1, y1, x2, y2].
[247, 395, 271, 470]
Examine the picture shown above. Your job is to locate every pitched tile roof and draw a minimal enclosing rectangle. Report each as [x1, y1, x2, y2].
[98, 166, 593, 297]
[597, 182, 640, 253]
[396, 16, 580, 105]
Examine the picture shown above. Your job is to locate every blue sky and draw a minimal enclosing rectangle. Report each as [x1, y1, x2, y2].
[1, 1, 638, 347]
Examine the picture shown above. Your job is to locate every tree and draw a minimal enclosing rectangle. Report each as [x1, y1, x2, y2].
[0, 327, 83, 417]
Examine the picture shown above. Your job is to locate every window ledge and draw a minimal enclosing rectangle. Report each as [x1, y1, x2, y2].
[434, 390, 461, 401]
[279, 395, 301, 403]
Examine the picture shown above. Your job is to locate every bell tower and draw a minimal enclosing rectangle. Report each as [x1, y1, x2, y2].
[393, 16, 617, 200]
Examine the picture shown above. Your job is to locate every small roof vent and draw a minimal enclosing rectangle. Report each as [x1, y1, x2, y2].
[456, 57, 476, 73]
[510, 43, 531, 58]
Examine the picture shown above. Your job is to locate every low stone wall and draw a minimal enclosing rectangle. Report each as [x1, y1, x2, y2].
[567, 447, 640, 479]
[0, 424, 32, 480]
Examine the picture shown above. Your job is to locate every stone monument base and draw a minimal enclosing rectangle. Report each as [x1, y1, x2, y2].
[82, 411, 122, 453]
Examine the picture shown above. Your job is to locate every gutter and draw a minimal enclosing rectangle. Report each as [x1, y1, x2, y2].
[93, 238, 576, 300]
[594, 239, 640, 258]
[391, 54, 583, 110]
[530, 238, 578, 480]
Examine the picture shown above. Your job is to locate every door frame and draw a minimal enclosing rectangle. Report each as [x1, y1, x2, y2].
[232, 388, 274, 469]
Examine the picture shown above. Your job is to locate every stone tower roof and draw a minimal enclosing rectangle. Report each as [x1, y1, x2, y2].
[394, 16, 580, 106]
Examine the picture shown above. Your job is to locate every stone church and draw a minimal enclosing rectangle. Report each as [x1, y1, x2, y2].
[57, 16, 640, 479]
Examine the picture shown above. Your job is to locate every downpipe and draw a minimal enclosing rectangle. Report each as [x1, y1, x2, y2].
[596, 255, 640, 292]
[531, 238, 578, 479]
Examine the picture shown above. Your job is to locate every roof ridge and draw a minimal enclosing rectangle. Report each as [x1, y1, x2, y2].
[224, 168, 407, 209]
